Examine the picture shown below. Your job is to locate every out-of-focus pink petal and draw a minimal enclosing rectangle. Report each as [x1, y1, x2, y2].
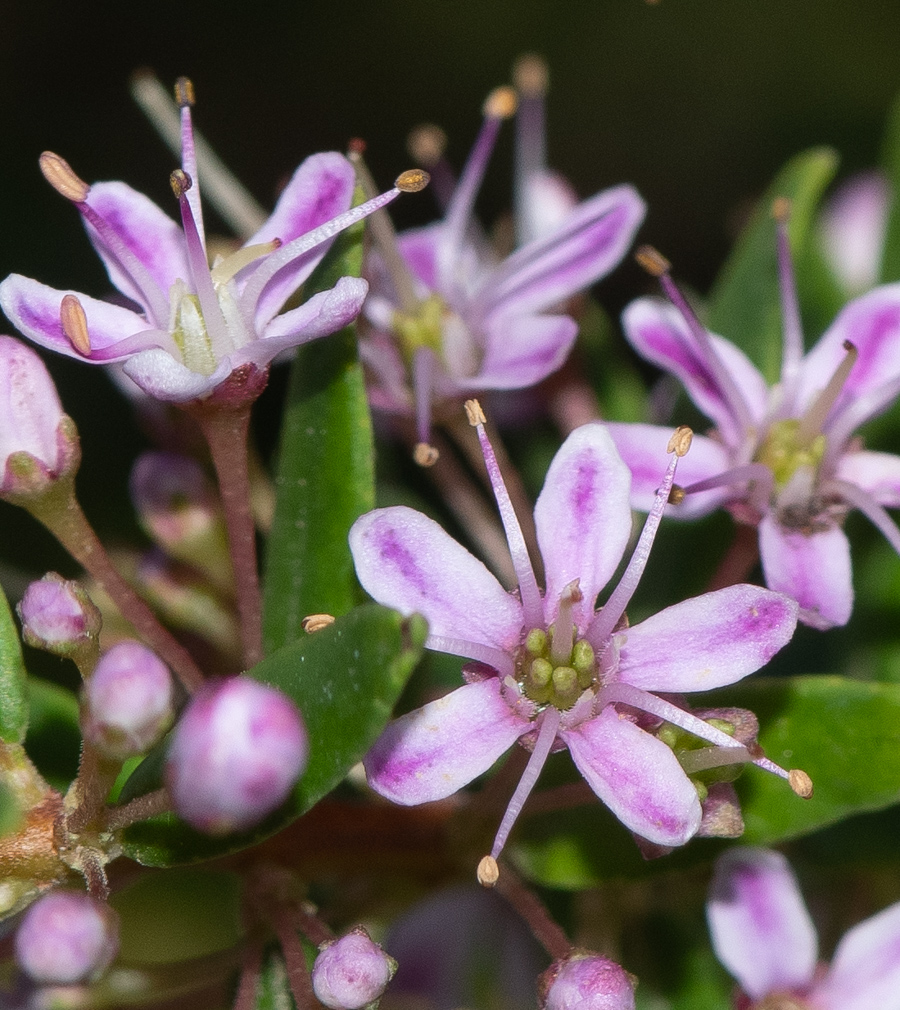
[561, 706, 702, 846]
[533, 424, 631, 622]
[458, 313, 577, 391]
[707, 848, 818, 1001]
[257, 277, 368, 351]
[798, 284, 900, 423]
[605, 423, 732, 518]
[758, 515, 853, 629]
[349, 506, 523, 651]
[818, 901, 900, 1010]
[834, 449, 900, 507]
[819, 170, 889, 296]
[364, 679, 530, 804]
[477, 185, 646, 317]
[246, 153, 356, 327]
[0, 275, 159, 361]
[85, 181, 188, 320]
[621, 298, 768, 448]
[518, 170, 579, 246]
[619, 585, 797, 692]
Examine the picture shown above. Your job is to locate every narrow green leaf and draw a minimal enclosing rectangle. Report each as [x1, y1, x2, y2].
[262, 215, 374, 654]
[707, 147, 839, 383]
[255, 949, 298, 1010]
[24, 677, 80, 790]
[880, 89, 900, 282]
[0, 582, 28, 743]
[120, 604, 425, 866]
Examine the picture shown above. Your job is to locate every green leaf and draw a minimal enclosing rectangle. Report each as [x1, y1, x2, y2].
[120, 604, 425, 866]
[24, 677, 80, 790]
[0, 780, 20, 837]
[880, 89, 900, 282]
[0, 582, 28, 743]
[707, 147, 839, 384]
[255, 949, 298, 1010]
[262, 213, 374, 654]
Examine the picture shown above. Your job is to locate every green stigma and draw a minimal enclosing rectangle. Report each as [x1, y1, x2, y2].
[755, 419, 826, 488]
[517, 625, 597, 710]
[392, 294, 447, 365]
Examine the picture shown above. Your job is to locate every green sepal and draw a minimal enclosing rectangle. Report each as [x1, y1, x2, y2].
[0, 582, 28, 744]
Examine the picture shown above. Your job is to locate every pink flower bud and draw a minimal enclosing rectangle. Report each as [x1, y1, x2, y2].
[312, 928, 397, 1010]
[82, 640, 174, 759]
[15, 891, 119, 984]
[18, 573, 102, 656]
[0, 336, 79, 500]
[540, 953, 636, 1010]
[165, 678, 308, 835]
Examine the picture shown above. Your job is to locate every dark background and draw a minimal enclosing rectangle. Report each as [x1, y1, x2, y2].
[1, 0, 898, 576]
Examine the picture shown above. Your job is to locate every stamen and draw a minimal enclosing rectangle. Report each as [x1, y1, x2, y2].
[822, 370, 900, 469]
[413, 346, 436, 450]
[587, 432, 687, 649]
[427, 635, 516, 679]
[209, 239, 282, 285]
[789, 769, 814, 798]
[549, 580, 581, 665]
[682, 462, 775, 518]
[176, 76, 205, 248]
[795, 340, 857, 447]
[395, 169, 431, 193]
[667, 424, 693, 457]
[60, 294, 91, 356]
[490, 707, 561, 861]
[301, 614, 335, 633]
[477, 855, 500, 887]
[513, 53, 548, 246]
[39, 152, 90, 202]
[826, 478, 900, 558]
[465, 399, 544, 628]
[348, 146, 422, 314]
[512, 53, 549, 98]
[636, 245, 756, 436]
[773, 199, 805, 407]
[408, 124, 456, 211]
[413, 443, 439, 467]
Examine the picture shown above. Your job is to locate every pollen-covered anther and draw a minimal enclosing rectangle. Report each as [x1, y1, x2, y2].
[484, 86, 518, 120]
[771, 196, 791, 222]
[413, 442, 440, 467]
[39, 152, 90, 203]
[60, 294, 91, 356]
[477, 854, 499, 887]
[464, 398, 487, 426]
[302, 613, 335, 633]
[635, 244, 671, 277]
[395, 169, 430, 193]
[668, 425, 693, 457]
[170, 168, 192, 198]
[407, 125, 448, 167]
[669, 484, 686, 505]
[788, 768, 813, 798]
[512, 53, 549, 97]
[174, 76, 195, 107]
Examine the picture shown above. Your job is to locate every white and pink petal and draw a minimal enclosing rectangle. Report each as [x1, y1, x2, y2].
[817, 900, 900, 1010]
[458, 313, 577, 391]
[834, 449, 900, 508]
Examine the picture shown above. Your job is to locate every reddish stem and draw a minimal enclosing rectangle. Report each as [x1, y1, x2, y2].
[232, 945, 263, 1010]
[495, 864, 572, 960]
[706, 522, 761, 592]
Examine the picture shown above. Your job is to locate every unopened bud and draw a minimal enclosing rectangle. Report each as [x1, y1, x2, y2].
[15, 891, 119, 984]
[18, 573, 101, 658]
[312, 927, 397, 1010]
[82, 640, 174, 760]
[540, 953, 636, 1010]
[165, 678, 308, 835]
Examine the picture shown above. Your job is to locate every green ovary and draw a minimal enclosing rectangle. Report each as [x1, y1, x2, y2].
[392, 294, 446, 365]
[518, 626, 598, 710]
[755, 419, 826, 488]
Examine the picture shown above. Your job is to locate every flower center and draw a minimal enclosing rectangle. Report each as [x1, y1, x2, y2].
[392, 294, 447, 365]
[750, 993, 811, 1010]
[754, 419, 826, 489]
[171, 290, 218, 375]
[516, 626, 597, 710]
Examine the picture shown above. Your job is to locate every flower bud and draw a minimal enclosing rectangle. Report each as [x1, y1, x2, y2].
[540, 953, 636, 1010]
[15, 891, 119, 984]
[312, 928, 397, 1010]
[165, 678, 308, 835]
[0, 336, 79, 501]
[81, 640, 174, 759]
[17, 573, 101, 657]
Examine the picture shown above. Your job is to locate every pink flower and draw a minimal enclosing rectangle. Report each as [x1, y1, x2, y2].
[608, 229, 900, 628]
[708, 847, 900, 1010]
[350, 413, 800, 862]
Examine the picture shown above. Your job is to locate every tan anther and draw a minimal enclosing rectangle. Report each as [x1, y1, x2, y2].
[413, 442, 440, 467]
[174, 76, 195, 107]
[512, 53, 549, 97]
[407, 125, 448, 167]
[395, 169, 430, 193]
[464, 399, 487, 427]
[39, 152, 90, 203]
[789, 769, 813, 799]
[667, 425, 693, 457]
[302, 614, 336, 634]
[771, 197, 791, 223]
[635, 245, 671, 277]
[484, 86, 518, 120]
[170, 169, 192, 198]
[668, 484, 686, 505]
[477, 854, 499, 888]
[60, 295, 91, 356]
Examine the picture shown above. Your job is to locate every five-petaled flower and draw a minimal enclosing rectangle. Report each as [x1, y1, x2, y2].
[359, 86, 645, 458]
[350, 408, 802, 866]
[0, 79, 421, 403]
[607, 224, 900, 629]
[708, 847, 900, 1010]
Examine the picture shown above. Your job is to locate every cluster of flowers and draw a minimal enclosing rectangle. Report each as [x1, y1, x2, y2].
[2, 58, 900, 1009]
